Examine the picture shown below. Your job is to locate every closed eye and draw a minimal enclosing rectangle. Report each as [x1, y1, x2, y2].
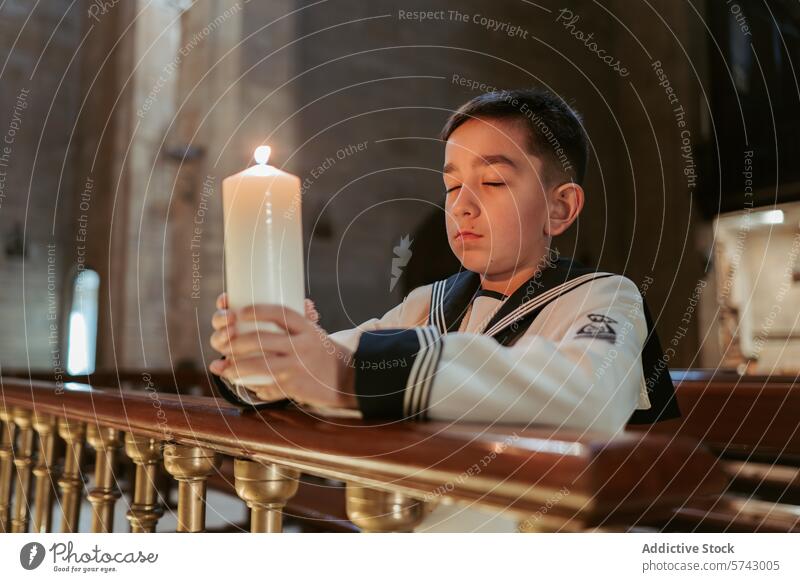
[483, 182, 506, 187]
[445, 185, 461, 194]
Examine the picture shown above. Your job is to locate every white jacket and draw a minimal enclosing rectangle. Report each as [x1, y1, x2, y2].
[215, 258, 680, 438]
[331, 272, 650, 437]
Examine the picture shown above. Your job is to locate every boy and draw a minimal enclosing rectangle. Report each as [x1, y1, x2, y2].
[208, 88, 680, 439]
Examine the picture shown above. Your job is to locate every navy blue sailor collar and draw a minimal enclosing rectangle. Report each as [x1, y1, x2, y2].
[429, 257, 604, 339]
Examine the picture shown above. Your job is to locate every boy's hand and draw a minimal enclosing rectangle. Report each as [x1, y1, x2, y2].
[213, 292, 319, 323]
[208, 294, 356, 410]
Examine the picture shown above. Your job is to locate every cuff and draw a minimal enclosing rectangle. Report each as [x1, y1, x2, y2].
[353, 326, 443, 421]
[211, 359, 292, 412]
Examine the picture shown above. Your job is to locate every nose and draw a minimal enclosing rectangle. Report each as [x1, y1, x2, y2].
[449, 184, 481, 218]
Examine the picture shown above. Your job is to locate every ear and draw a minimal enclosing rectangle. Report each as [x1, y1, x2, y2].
[544, 182, 584, 237]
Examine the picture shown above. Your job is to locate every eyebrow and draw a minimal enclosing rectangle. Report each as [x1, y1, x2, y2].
[443, 154, 519, 175]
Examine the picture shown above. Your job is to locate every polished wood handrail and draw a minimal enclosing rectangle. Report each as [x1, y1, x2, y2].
[5, 369, 800, 464]
[11, 367, 799, 389]
[626, 371, 799, 532]
[3, 369, 216, 396]
[0, 376, 726, 528]
[630, 373, 800, 460]
[12, 367, 798, 459]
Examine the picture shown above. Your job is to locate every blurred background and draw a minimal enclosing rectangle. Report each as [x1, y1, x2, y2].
[1, 0, 799, 380]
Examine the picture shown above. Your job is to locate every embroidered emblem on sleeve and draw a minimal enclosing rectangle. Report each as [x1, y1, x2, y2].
[574, 314, 618, 343]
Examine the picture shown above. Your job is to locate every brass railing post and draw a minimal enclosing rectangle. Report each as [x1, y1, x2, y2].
[0, 405, 16, 532]
[10, 407, 35, 532]
[345, 484, 426, 533]
[124, 433, 164, 533]
[163, 444, 220, 532]
[31, 412, 58, 533]
[86, 424, 122, 532]
[57, 419, 86, 532]
[234, 459, 299, 532]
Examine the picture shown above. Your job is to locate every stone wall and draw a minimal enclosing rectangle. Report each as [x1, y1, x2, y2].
[0, 1, 82, 369]
[1, 0, 714, 372]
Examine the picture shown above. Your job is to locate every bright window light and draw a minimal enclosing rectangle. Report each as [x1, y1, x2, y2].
[66, 269, 100, 375]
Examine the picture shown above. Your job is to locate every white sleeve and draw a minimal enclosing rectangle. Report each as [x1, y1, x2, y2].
[327, 284, 431, 352]
[352, 276, 647, 436]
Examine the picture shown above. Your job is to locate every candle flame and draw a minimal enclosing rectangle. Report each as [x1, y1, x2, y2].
[254, 145, 271, 165]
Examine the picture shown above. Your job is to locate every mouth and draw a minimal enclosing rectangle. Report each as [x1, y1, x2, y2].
[455, 230, 483, 241]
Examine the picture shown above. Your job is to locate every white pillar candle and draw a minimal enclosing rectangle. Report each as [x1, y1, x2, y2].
[222, 145, 305, 386]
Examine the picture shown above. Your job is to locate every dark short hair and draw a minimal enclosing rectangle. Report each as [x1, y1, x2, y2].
[440, 88, 589, 185]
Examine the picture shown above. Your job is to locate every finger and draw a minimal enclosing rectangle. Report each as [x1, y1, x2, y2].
[304, 299, 319, 323]
[210, 328, 237, 354]
[227, 330, 299, 357]
[222, 353, 293, 383]
[211, 309, 235, 331]
[242, 383, 288, 402]
[238, 304, 308, 334]
[208, 358, 229, 375]
[216, 292, 228, 310]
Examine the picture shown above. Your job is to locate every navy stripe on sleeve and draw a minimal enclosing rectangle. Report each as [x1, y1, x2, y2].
[353, 327, 442, 420]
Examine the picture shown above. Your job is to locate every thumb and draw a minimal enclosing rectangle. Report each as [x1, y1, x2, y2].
[304, 298, 320, 323]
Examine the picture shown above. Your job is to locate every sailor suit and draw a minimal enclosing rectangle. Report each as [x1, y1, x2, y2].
[213, 257, 680, 531]
[214, 257, 680, 436]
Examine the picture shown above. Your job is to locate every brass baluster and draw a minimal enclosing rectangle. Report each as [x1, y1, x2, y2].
[31, 413, 58, 533]
[57, 419, 86, 532]
[124, 434, 164, 533]
[345, 484, 425, 533]
[234, 459, 299, 532]
[163, 444, 220, 532]
[10, 407, 35, 532]
[0, 405, 16, 532]
[86, 424, 122, 532]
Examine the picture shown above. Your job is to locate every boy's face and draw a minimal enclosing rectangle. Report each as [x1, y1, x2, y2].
[443, 117, 553, 277]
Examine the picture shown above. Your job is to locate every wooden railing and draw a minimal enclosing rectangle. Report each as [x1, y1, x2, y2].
[6, 369, 217, 397]
[629, 370, 800, 532]
[637, 370, 799, 460]
[0, 375, 727, 533]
